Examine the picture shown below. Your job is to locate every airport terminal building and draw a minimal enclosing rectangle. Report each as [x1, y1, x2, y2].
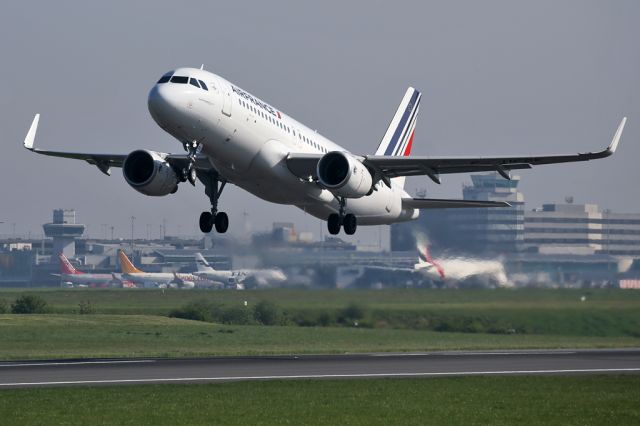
[525, 203, 640, 257]
[393, 173, 640, 258]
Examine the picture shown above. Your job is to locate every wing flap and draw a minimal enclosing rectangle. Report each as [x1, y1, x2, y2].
[402, 198, 510, 209]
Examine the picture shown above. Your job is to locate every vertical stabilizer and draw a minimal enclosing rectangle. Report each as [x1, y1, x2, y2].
[375, 87, 421, 189]
[59, 254, 82, 275]
[417, 244, 446, 279]
[195, 253, 214, 272]
[118, 250, 143, 274]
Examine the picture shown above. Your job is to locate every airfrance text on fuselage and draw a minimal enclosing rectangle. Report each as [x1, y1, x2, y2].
[232, 86, 281, 118]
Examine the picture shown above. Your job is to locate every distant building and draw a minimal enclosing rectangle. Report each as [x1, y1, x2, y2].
[392, 173, 524, 254]
[525, 203, 640, 256]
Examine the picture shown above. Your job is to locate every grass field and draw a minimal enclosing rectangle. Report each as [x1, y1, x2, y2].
[1, 288, 639, 359]
[2, 288, 640, 315]
[1, 376, 638, 425]
[1, 314, 639, 360]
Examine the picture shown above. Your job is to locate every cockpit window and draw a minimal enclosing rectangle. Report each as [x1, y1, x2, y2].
[189, 78, 200, 88]
[170, 76, 189, 84]
[157, 72, 173, 84]
[198, 80, 208, 91]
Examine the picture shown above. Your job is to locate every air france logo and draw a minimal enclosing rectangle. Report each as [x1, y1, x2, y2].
[232, 86, 281, 119]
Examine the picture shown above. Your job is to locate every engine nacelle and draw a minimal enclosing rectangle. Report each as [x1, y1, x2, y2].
[316, 151, 374, 198]
[123, 150, 179, 196]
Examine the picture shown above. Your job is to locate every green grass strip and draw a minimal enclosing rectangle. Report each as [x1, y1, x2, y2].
[0, 376, 638, 425]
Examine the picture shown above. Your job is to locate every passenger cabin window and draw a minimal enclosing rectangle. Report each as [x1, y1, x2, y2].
[189, 78, 200, 88]
[170, 76, 189, 84]
[198, 80, 208, 90]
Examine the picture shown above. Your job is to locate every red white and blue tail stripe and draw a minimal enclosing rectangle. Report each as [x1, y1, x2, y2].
[375, 87, 421, 158]
[375, 87, 421, 188]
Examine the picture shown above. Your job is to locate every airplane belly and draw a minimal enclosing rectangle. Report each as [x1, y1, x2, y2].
[200, 114, 263, 174]
[231, 139, 312, 204]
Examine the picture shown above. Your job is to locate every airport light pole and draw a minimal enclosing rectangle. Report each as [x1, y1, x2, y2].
[130, 216, 136, 252]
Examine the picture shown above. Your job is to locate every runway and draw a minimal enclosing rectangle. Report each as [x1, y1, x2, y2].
[1, 349, 639, 388]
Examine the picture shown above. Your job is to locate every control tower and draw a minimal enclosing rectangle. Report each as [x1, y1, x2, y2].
[43, 209, 85, 259]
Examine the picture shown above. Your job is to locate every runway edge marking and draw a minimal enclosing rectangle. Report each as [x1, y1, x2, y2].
[2, 368, 640, 387]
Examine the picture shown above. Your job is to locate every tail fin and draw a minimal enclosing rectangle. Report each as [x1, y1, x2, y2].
[375, 87, 422, 188]
[417, 244, 446, 279]
[59, 254, 83, 275]
[118, 250, 143, 274]
[195, 253, 214, 272]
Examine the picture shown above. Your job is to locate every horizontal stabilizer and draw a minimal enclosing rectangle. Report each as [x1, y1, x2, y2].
[402, 198, 510, 209]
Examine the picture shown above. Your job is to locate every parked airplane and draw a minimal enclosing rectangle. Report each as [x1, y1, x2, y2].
[22, 68, 626, 235]
[57, 253, 133, 288]
[117, 250, 199, 289]
[360, 240, 508, 287]
[193, 252, 286, 288]
[414, 243, 510, 287]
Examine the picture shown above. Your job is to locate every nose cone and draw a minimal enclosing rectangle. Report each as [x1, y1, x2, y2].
[148, 84, 175, 126]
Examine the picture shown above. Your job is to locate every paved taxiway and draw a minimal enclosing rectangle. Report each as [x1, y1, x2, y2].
[1, 349, 638, 388]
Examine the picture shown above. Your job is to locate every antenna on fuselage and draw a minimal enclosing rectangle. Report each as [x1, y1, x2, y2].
[200, 64, 204, 70]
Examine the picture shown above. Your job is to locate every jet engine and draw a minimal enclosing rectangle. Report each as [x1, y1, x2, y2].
[316, 151, 373, 198]
[123, 150, 179, 196]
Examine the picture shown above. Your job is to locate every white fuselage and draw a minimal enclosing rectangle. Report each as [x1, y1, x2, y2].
[122, 272, 199, 288]
[416, 258, 510, 287]
[194, 268, 287, 287]
[61, 273, 116, 287]
[147, 68, 418, 225]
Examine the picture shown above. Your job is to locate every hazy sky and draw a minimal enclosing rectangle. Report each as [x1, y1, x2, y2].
[0, 0, 638, 246]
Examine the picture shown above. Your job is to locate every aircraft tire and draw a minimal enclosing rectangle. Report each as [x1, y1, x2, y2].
[343, 214, 357, 235]
[214, 212, 229, 233]
[188, 167, 197, 185]
[327, 213, 341, 235]
[199, 211, 214, 233]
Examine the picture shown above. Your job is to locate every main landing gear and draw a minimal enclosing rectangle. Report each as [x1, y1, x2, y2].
[327, 197, 357, 235]
[199, 173, 229, 233]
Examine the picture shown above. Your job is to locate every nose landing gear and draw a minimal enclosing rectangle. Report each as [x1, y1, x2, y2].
[326, 197, 358, 235]
[181, 141, 203, 186]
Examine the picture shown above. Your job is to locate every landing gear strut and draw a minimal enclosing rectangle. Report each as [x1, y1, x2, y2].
[199, 172, 229, 233]
[181, 141, 203, 186]
[326, 197, 357, 235]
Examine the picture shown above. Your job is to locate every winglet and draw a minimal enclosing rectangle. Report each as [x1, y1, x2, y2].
[24, 114, 40, 150]
[607, 117, 626, 154]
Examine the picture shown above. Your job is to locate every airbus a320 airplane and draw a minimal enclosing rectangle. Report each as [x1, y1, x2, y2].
[23, 67, 626, 235]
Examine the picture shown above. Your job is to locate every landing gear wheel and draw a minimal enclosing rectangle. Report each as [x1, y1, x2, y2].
[199, 211, 213, 233]
[343, 214, 357, 235]
[187, 167, 197, 186]
[327, 213, 341, 235]
[214, 212, 229, 233]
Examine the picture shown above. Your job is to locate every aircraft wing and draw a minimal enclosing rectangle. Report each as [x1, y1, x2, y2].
[287, 118, 626, 184]
[23, 114, 215, 176]
[365, 117, 626, 183]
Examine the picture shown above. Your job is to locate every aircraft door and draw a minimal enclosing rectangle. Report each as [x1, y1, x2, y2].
[221, 82, 232, 117]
